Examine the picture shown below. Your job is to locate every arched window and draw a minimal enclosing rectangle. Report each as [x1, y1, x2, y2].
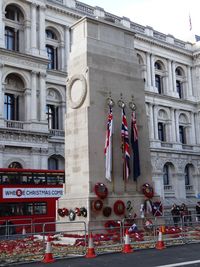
[163, 164, 169, 185]
[46, 104, 58, 129]
[46, 29, 59, 70]
[8, 162, 22, 168]
[4, 73, 25, 122]
[179, 125, 186, 144]
[175, 67, 184, 99]
[184, 165, 190, 185]
[48, 157, 58, 170]
[158, 122, 165, 141]
[4, 4, 24, 52]
[154, 61, 165, 94]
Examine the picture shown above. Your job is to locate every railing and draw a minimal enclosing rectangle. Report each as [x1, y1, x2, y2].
[75, 1, 95, 15]
[185, 185, 193, 191]
[6, 120, 24, 129]
[164, 185, 173, 191]
[161, 142, 173, 148]
[49, 129, 65, 137]
[182, 144, 193, 150]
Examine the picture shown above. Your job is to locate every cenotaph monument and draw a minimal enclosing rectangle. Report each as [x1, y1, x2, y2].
[57, 16, 155, 229]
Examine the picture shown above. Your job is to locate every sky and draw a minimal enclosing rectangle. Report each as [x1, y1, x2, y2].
[81, 0, 199, 42]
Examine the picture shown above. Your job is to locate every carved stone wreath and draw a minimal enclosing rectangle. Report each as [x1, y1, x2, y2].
[67, 74, 87, 109]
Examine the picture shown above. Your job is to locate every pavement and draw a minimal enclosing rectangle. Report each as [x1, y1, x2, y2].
[17, 243, 200, 267]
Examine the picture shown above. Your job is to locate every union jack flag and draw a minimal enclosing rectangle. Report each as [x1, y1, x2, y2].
[121, 108, 130, 180]
[104, 107, 113, 182]
[131, 111, 141, 180]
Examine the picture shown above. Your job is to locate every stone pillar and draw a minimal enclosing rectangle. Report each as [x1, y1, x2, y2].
[187, 66, 193, 100]
[153, 105, 158, 139]
[60, 42, 65, 71]
[0, 64, 4, 119]
[172, 61, 177, 95]
[24, 88, 31, 121]
[0, 145, 5, 167]
[168, 59, 173, 95]
[24, 20, 31, 53]
[194, 112, 200, 144]
[64, 26, 70, 71]
[190, 111, 196, 145]
[0, 3, 4, 47]
[170, 108, 176, 142]
[39, 5, 46, 57]
[146, 53, 151, 89]
[149, 103, 154, 139]
[31, 3, 38, 54]
[31, 71, 37, 121]
[150, 54, 155, 89]
[175, 109, 180, 142]
[39, 72, 46, 122]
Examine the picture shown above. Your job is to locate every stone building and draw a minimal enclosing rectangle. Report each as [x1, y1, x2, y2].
[0, 0, 200, 208]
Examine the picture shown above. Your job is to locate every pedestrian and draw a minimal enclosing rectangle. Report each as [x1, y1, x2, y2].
[180, 203, 188, 226]
[196, 202, 200, 222]
[171, 204, 180, 227]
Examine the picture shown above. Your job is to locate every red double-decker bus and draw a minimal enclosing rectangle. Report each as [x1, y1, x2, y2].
[0, 168, 64, 234]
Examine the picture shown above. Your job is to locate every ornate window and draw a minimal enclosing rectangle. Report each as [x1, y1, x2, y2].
[184, 165, 190, 185]
[46, 104, 58, 129]
[163, 164, 169, 185]
[179, 125, 186, 144]
[4, 73, 25, 122]
[48, 157, 58, 170]
[158, 122, 165, 141]
[175, 67, 184, 99]
[8, 162, 22, 168]
[154, 61, 165, 94]
[46, 29, 59, 70]
[4, 4, 24, 52]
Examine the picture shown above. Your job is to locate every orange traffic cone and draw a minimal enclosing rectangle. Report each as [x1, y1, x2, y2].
[155, 227, 165, 250]
[22, 226, 26, 235]
[42, 235, 55, 263]
[85, 232, 96, 258]
[122, 229, 133, 253]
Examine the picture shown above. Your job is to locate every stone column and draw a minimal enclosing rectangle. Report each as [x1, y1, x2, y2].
[31, 71, 37, 121]
[190, 111, 196, 145]
[168, 59, 173, 95]
[0, 64, 4, 119]
[64, 26, 70, 71]
[175, 109, 180, 142]
[150, 54, 155, 89]
[39, 5, 46, 57]
[187, 66, 193, 99]
[60, 42, 65, 71]
[149, 103, 154, 139]
[24, 20, 31, 53]
[146, 53, 151, 89]
[194, 112, 200, 144]
[39, 72, 46, 122]
[153, 105, 158, 139]
[170, 108, 176, 142]
[172, 61, 177, 94]
[0, 145, 5, 167]
[0, 3, 4, 47]
[31, 3, 38, 54]
[24, 88, 31, 121]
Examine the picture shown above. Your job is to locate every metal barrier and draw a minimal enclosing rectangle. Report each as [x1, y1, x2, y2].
[0, 216, 200, 266]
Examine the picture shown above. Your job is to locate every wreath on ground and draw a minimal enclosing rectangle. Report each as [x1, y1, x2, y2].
[113, 200, 125, 216]
[142, 183, 154, 198]
[104, 220, 120, 233]
[94, 183, 108, 199]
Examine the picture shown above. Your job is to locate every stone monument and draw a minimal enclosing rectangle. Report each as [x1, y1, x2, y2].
[58, 16, 154, 229]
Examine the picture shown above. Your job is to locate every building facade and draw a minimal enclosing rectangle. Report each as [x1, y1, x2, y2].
[0, 0, 200, 207]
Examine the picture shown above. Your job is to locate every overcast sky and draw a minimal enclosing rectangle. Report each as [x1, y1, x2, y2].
[81, 0, 199, 42]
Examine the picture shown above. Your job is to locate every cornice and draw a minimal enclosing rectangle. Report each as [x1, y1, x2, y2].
[135, 34, 193, 58]
[46, 3, 81, 19]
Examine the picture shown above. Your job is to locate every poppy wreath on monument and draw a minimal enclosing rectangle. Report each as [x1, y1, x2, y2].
[57, 208, 69, 217]
[152, 201, 163, 217]
[94, 182, 108, 199]
[113, 200, 125, 216]
[69, 209, 76, 221]
[91, 199, 103, 212]
[104, 220, 120, 234]
[75, 207, 81, 216]
[80, 207, 87, 217]
[142, 183, 154, 199]
[103, 206, 112, 217]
